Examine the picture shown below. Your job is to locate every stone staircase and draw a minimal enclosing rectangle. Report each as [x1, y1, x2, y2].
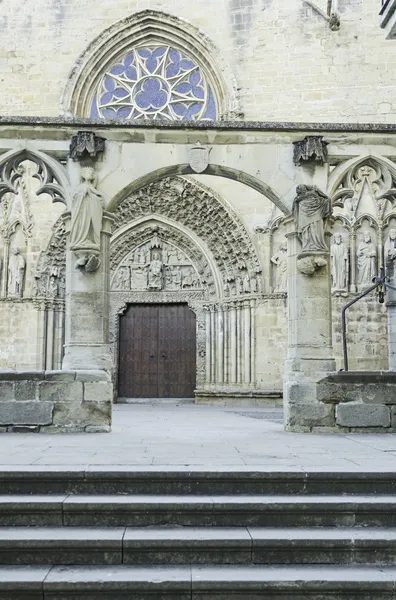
[1, 468, 396, 599]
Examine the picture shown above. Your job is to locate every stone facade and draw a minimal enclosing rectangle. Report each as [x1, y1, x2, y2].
[0, 2, 395, 430]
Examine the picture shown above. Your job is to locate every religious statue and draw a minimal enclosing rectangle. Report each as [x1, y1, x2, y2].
[147, 250, 163, 290]
[271, 243, 288, 291]
[7, 248, 25, 297]
[357, 232, 377, 286]
[48, 275, 58, 298]
[385, 229, 396, 264]
[331, 233, 349, 291]
[69, 167, 103, 273]
[293, 185, 332, 253]
[172, 266, 182, 289]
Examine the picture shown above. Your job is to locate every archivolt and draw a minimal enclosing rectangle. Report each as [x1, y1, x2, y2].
[111, 176, 263, 297]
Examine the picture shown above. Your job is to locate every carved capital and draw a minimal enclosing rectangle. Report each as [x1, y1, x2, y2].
[69, 131, 106, 161]
[293, 136, 328, 166]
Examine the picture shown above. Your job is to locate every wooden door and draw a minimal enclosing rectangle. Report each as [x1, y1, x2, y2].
[118, 303, 196, 398]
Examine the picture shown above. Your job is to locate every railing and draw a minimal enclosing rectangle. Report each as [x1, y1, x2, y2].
[381, 0, 391, 13]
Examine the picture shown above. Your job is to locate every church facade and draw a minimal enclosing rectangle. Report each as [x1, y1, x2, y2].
[0, 1, 395, 414]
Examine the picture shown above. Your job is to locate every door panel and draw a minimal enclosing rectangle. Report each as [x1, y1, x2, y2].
[118, 303, 196, 398]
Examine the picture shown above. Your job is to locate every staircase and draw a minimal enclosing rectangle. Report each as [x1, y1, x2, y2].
[1, 468, 396, 599]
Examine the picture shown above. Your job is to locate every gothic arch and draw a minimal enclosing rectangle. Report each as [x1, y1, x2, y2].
[328, 153, 396, 200]
[106, 164, 288, 215]
[61, 10, 240, 119]
[110, 176, 264, 299]
[0, 149, 70, 208]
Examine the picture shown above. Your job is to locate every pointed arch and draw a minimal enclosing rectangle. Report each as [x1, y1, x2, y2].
[0, 149, 70, 208]
[61, 9, 240, 120]
[327, 153, 396, 199]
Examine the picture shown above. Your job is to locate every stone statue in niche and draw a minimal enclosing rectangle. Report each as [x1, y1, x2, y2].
[8, 248, 25, 297]
[385, 229, 396, 264]
[357, 232, 377, 286]
[331, 233, 349, 291]
[69, 167, 103, 273]
[242, 272, 250, 293]
[271, 243, 288, 292]
[293, 185, 331, 253]
[48, 275, 58, 298]
[147, 250, 163, 290]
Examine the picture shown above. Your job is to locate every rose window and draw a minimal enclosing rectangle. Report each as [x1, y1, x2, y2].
[90, 46, 217, 121]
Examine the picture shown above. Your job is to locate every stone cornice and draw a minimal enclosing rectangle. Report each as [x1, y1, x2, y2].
[0, 116, 396, 134]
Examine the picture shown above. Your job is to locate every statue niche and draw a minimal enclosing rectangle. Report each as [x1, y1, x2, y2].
[357, 231, 377, 287]
[7, 247, 26, 297]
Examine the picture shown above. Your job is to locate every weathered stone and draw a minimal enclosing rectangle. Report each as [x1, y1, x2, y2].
[14, 382, 37, 401]
[38, 381, 83, 403]
[52, 401, 111, 428]
[336, 404, 390, 428]
[0, 371, 44, 381]
[44, 371, 76, 382]
[0, 383, 14, 401]
[75, 370, 110, 383]
[84, 382, 113, 403]
[0, 402, 53, 426]
[85, 425, 111, 433]
[285, 403, 335, 430]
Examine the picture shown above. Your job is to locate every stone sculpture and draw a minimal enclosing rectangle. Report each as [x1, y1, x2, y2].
[357, 232, 377, 286]
[293, 185, 331, 253]
[69, 167, 103, 273]
[331, 233, 349, 291]
[7, 247, 25, 297]
[271, 243, 288, 292]
[147, 250, 163, 290]
[385, 229, 396, 264]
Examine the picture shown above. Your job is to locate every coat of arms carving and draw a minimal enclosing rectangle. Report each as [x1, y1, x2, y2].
[188, 142, 211, 174]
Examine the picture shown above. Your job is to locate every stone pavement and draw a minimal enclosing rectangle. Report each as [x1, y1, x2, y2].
[1, 402, 396, 469]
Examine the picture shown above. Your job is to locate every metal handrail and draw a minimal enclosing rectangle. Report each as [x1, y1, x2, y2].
[341, 266, 396, 371]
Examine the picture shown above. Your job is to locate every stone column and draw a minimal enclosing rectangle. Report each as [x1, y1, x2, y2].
[283, 197, 336, 432]
[62, 209, 113, 371]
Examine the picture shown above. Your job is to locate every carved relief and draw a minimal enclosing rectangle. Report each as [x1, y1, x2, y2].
[0, 151, 68, 206]
[112, 177, 263, 298]
[385, 228, 396, 264]
[111, 227, 207, 295]
[69, 167, 103, 273]
[332, 160, 396, 224]
[33, 219, 66, 299]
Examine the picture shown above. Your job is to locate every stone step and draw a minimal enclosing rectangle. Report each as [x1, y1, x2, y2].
[2, 467, 396, 495]
[2, 495, 396, 527]
[1, 564, 396, 599]
[0, 526, 396, 566]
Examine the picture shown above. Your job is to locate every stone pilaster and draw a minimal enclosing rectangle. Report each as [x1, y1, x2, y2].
[283, 229, 336, 431]
[62, 211, 114, 371]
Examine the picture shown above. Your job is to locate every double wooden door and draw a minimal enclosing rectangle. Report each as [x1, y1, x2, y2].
[118, 303, 196, 398]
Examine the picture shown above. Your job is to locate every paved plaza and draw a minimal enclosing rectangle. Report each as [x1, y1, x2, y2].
[1, 402, 396, 469]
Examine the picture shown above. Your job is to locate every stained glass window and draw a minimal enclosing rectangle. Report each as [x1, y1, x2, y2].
[90, 46, 217, 121]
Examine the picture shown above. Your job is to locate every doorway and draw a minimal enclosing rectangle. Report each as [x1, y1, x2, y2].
[118, 303, 196, 398]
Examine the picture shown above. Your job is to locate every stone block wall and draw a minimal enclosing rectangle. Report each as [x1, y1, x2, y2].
[0, 0, 393, 123]
[307, 372, 396, 433]
[0, 370, 112, 433]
